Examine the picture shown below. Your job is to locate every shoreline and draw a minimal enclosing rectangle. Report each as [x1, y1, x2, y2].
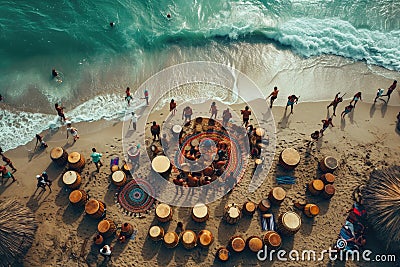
[1, 99, 399, 266]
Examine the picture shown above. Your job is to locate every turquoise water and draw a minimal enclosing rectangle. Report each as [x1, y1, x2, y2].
[0, 0, 399, 151]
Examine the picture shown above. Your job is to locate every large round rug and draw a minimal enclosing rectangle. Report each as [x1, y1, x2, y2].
[117, 179, 156, 216]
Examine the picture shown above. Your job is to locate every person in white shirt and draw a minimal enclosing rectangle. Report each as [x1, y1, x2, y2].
[131, 112, 138, 131]
[99, 244, 112, 260]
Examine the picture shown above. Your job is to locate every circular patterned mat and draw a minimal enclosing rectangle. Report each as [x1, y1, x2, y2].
[117, 179, 156, 216]
[175, 130, 248, 183]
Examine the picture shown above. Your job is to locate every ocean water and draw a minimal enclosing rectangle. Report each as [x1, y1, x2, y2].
[0, 0, 399, 151]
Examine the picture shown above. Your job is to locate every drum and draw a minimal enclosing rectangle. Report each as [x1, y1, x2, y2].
[258, 199, 271, 213]
[62, 171, 82, 189]
[93, 234, 104, 246]
[308, 179, 325, 196]
[229, 235, 246, 253]
[111, 165, 119, 172]
[69, 189, 88, 207]
[68, 152, 85, 171]
[155, 203, 173, 222]
[197, 230, 214, 247]
[304, 204, 319, 218]
[223, 203, 241, 224]
[172, 125, 182, 136]
[121, 222, 134, 237]
[263, 231, 282, 250]
[151, 156, 171, 174]
[191, 138, 199, 147]
[319, 156, 338, 173]
[279, 148, 300, 170]
[50, 147, 68, 166]
[181, 230, 197, 249]
[268, 187, 286, 205]
[246, 236, 263, 253]
[191, 203, 209, 223]
[128, 146, 140, 162]
[111, 170, 127, 187]
[217, 247, 230, 262]
[243, 201, 257, 216]
[122, 162, 133, 177]
[85, 199, 106, 219]
[97, 219, 117, 238]
[149, 225, 164, 241]
[322, 184, 335, 199]
[163, 232, 179, 248]
[277, 212, 301, 235]
[321, 173, 335, 184]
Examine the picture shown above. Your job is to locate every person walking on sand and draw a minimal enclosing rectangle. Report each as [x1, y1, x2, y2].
[66, 123, 79, 142]
[210, 102, 218, 119]
[350, 92, 362, 108]
[1, 165, 16, 182]
[241, 106, 251, 127]
[285, 95, 299, 114]
[327, 92, 343, 116]
[222, 108, 232, 126]
[382, 80, 397, 103]
[131, 112, 138, 131]
[125, 87, 133, 106]
[35, 172, 52, 192]
[90, 148, 103, 172]
[55, 103, 66, 121]
[100, 244, 112, 260]
[341, 104, 354, 119]
[151, 121, 161, 141]
[182, 106, 193, 123]
[374, 88, 385, 103]
[267, 86, 279, 108]
[35, 134, 48, 150]
[2, 155, 17, 172]
[143, 89, 149, 106]
[320, 117, 334, 136]
[170, 99, 177, 116]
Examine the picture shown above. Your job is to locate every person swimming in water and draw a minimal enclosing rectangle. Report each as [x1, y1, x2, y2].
[52, 68, 58, 77]
[110, 22, 115, 27]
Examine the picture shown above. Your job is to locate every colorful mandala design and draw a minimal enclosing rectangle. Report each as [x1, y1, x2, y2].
[117, 179, 156, 215]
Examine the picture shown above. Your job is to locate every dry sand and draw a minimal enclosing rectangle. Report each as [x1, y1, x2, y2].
[1, 98, 399, 267]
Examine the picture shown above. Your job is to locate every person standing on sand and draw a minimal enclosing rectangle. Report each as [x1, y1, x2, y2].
[55, 103, 66, 121]
[222, 108, 232, 126]
[267, 86, 279, 108]
[210, 101, 218, 119]
[374, 88, 385, 103]
[170, 99, 177, 116]
[182, 106, 193, 123]
[285, 95, 299, 114]
[350, 92, 362, 108]
[241, 106, 251, 127]
[151, 121, 161, 141]
[2, 155, 17, 172]
[143, 89, 149, 106]
[66, 123, 79, 142]
[131, 112, 138, 131]
[341, 104, 354, 118]
[382, 80, 397, 102]
[125, 87, 133, 106]
[320, 117, 334, 136]
[35, 172, 52, 192]
[90, 148, 103, 172]
[327, 92, 343, 116]
[1, 165, 16, 182]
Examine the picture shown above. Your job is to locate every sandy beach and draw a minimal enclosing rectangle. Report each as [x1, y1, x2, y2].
[0, 96, 399, 267]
